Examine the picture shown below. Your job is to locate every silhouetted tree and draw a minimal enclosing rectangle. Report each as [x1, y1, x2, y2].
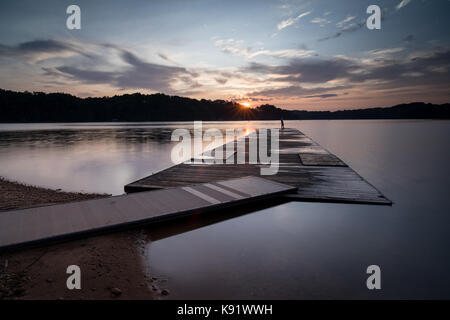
[0, 89, 448, 122]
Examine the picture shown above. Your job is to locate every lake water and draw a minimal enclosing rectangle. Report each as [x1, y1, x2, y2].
[1, 120, 450, 299]
[0, 121, 252, 195]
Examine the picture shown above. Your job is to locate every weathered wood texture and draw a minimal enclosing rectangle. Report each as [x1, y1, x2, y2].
[0, 177, 296, 250]
[125, 128, 391, 205]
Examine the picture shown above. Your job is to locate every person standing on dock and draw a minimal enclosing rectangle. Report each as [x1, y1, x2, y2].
[281, 118, 285, 130]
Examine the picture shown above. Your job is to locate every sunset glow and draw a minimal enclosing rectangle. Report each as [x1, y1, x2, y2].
[0, 0, 448, 111]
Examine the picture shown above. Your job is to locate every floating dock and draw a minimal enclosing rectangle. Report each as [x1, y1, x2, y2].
[125, 128, 391, 205]
[0, 177, 296, 250]
[0, 128, 391, 250]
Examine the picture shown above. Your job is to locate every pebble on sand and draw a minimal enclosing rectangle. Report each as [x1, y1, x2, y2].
[110, 287, 122, 296]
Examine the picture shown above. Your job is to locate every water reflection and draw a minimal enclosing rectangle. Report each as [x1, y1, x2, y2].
[0, 121, 263, 195]
[145, 120, 450, 299]
[143, 198, 289, 242]
[2, 120, 450, 298]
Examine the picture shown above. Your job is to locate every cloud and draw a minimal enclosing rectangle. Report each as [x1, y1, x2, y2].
[6, 40, 199, 93]
[367, 47, 404, 57]
[214, 38, 315, 59]
[54, 66, 115, 83]
[396, 0, 412, 10]
[243, 48, 450, 98]
[214, 39, 251, 57]
[16, 40, 72, 54]
[336, 16, 356, 27]
[248, 85, 348, 98]
[305, 94, 338, 98]
[403, 34, 415, 43]
[0, 39, 93, 61]
[249, 49, 315, 59]
[0, 40, 69, 56]
[215, 77, 228, 84]
[319, 11, 389, 42]
[158, 53, 172, 63]
[53, 49, 195, 92]
[277, 11, 311, 30]
[244, 57, 357, 83]
[310, 17, 330, 27]
[349, 50, 450, 85]
[318, 19, 366, 41]
[3, 38, 449, 106]
[231, 96, 272, 103]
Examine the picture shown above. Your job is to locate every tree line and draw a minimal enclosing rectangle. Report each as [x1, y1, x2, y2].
[0, 89, 449, 122]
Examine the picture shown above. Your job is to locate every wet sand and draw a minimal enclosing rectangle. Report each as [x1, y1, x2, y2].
[0, 177, 105, 211]
[0, 177, 159, 300]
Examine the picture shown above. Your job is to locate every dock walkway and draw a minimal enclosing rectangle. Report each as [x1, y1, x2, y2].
[125, 128, 391, 205]
[0, 128, 391, 250]
[0, 177, 296, 249]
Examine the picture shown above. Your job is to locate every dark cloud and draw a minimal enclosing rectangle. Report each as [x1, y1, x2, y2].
[249, 97, 272, 102]
[0, 39, 199, 93]
[46, 47, 197, 92]
[350, 50, 450, 85]
[0, 39, 92, 59]
[403, 34, 415, 43]
[245, 49, 450, 97]
[17, 40, 72, 53]
[4, 37, 449, 101]
[249, 85, 349, 98]
[158, 53, 170, 62]
[231, 97, 272, 103]
[319, 10, 388, 42]
[115, 50, 193, 91]
[244, 58, 358, 83]
[305, 94, 338, 98]
[215, 78, 228, 84]
[318, 19, 366, 42]
[203, 69, 255, 83]
[55, 66, 115, 83]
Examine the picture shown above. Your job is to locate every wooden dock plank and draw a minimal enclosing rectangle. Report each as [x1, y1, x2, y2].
[0, 176, 296, 250]
[125, 128, 391, 205]
[299, 153, 347, 166]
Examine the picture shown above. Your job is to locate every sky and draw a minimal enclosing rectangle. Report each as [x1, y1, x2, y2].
[0, 0, 449, 110]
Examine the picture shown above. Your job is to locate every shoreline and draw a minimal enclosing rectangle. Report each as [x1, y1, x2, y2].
[0, 177, 158, 300]
[0, 177, 108, 211]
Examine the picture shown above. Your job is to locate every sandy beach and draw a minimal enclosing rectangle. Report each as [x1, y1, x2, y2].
[0, 177, 159, 300]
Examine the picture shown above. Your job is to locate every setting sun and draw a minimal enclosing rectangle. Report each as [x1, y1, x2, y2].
[241, 102, 251, 108]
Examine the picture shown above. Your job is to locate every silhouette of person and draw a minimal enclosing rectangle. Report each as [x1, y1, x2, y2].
[281, 118, 285, 129]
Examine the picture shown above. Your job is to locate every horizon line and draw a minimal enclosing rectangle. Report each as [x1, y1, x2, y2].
[1, 88, 448, 114]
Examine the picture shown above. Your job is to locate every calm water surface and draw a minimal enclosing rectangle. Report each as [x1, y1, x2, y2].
[1, 120, 450, 299]
[0, 122, 251, 195]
